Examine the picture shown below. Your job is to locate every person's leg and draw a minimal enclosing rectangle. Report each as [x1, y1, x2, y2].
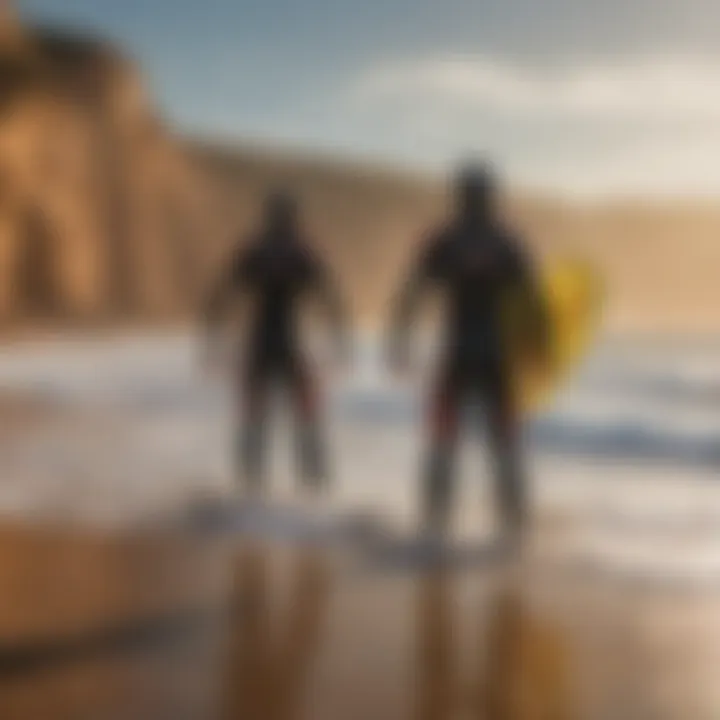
[289, 355, 328, 494]
[422, 367, 462, 535]
[238, 357, 270, 496]
[484, 363, 526, 542]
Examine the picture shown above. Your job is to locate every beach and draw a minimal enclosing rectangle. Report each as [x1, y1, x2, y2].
[0, 334, 719, 718]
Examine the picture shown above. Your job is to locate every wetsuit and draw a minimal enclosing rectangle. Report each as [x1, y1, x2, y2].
[391, 219, 547, 534]
[207, 231, 345, 493]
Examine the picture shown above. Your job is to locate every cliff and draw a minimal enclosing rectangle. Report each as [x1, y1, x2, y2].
[0, 6, 221, 328]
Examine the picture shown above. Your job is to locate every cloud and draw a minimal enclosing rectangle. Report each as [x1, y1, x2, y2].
[352, 55, 720, 123]
[521, 130, 720, 196]
[342, 54, 720, 195]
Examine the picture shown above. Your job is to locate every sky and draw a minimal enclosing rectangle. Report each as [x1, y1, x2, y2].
[19, 0, 720, 196]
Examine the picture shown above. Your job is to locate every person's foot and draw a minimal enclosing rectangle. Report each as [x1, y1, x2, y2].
[183, 490, 232, 532]
[241, 473, 266, 501]
[421, 504, 451, 541]
[416, 520, 450, 559]
[299, 473, 330, 500]
[235, 481, 268, 528]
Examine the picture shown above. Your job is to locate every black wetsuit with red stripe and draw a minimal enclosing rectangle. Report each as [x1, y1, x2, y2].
[217, 232, 337, 489]
[233, 237, 323, 399]
[421, 221, 535, 432]
[401, 219, 544, 532]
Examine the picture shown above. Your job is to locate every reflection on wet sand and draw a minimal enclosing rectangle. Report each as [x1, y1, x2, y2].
[482, 579, 573, 720]
[223, 546, 331, 720]
[0, 520, 719, 719]
[0, 521, 231, 720]
[415, 569, 573, 720]
[415, 570, 456, 720]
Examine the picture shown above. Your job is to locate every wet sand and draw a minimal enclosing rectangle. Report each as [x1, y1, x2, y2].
[0, 519, 718, 720]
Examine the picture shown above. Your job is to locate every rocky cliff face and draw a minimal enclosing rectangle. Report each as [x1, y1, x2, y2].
[0, 4, 220, 328]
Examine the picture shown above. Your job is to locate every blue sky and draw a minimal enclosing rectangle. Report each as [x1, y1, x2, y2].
[19, 0, 720, 195]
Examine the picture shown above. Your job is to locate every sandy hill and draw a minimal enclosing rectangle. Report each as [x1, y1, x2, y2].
[194, 142, 720, 334]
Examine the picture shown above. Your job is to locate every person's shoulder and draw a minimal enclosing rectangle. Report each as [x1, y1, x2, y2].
[493, 224, 536, 277]
[229, 235, 264, 275]
[291, 239, 328, 281]
[294, 238, 323, 265]
[422, 223, 455, 257]
[494, 223, 526, 255]
[429, 222, 456, 244]
[492, 221, 522, 247]
[233, 237, 257, 260]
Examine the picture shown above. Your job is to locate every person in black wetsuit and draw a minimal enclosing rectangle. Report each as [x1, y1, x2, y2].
[204, 190, 348, 496]
[388, 163, 548, 543]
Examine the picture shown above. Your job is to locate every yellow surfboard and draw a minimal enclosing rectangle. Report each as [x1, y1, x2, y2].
[504, 258, 604, 413]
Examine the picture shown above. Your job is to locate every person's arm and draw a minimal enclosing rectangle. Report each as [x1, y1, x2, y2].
[387, 237, 440, 373]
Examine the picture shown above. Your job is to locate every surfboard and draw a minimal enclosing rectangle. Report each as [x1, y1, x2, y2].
[504, 257, 604, 413]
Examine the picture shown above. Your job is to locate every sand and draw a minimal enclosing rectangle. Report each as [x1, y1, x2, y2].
[1, 334, 720, 718]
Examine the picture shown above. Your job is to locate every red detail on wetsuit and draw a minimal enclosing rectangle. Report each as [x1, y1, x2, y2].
[428, 372, 460, 445]
[291, 360, 320, 423]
